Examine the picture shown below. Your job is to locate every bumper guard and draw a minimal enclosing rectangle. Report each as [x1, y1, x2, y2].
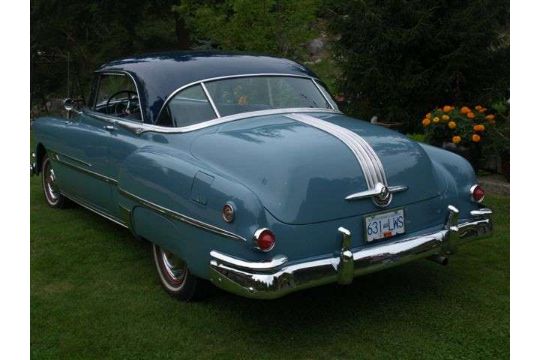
[209, 205, 492, 299]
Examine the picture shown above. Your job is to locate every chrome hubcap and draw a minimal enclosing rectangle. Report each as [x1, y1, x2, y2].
[43, 159, 60, 203]
[161, 250, 187, 283]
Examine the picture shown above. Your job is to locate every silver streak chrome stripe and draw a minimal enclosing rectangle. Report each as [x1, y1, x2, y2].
[118, 188, 247, 242]
[49, 150, 118, 185]
[286, 113, 387, 189]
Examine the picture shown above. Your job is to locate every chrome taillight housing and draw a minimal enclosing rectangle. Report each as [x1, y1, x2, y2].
[470, 184, 485, 203]
[253, 228, 276, 252]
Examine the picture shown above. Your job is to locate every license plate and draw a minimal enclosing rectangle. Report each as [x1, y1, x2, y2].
[365, 209, 405, 242]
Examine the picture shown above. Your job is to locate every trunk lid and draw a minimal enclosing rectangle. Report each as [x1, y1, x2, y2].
[190, 112, 440, 224]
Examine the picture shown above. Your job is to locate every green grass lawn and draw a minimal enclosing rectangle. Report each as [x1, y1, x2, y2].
[31, 175, 509, 359]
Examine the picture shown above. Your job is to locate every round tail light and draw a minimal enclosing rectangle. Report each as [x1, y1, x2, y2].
[254, 228, 276, 252]
[470, 184, 485, 203]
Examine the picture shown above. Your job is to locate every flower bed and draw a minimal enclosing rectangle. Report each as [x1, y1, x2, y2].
[422, 105, 498, 172]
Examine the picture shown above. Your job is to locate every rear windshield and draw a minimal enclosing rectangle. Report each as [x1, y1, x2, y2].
[157, 76, 335, 127]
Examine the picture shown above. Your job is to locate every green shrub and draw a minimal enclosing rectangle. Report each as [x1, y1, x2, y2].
[324, 0, 509, 132]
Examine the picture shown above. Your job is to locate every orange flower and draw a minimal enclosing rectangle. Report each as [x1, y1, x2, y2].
[433, 117, 440, 124]
[460, 106, 471, 114]
[448, 121, 457, 129]
[425, 113, 432, 119]
[472, 134, 481, 143]
[475, 105, 483, 111]
[473, 124, 485, 132]
[442, 114, 450, 121]
[452, 136, 461, 144]
[485, 114, 496, 121]
[479, 107, 487, 113]
[466, 112, 475, 119]
[422, 118, 431, 127]
[443, 105, 453, 113]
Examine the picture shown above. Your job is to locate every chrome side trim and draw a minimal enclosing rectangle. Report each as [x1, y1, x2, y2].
[50, 150, 118, 185]
[82, 108, 146, 135]
[118, 188, 246, 242]
[52, 151, 92, 168]
[345, 184, 408, 201]
[61, 191, 128, 228]
[209, 205, 493, 299]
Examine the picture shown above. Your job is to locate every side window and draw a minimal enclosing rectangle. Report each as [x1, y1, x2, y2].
[94, 73, 142, 121]
[158, 84, 216, 127]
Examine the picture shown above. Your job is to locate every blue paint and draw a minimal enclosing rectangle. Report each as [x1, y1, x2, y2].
[31, 52, 483, 280]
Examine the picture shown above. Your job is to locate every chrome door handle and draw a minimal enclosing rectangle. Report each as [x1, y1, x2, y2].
[104, 125, 116, 131]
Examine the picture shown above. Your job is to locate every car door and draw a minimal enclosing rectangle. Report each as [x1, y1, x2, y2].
[55, 72, 143, 217]
[50, 107, 117, 216]
[87, 72, 147, 220]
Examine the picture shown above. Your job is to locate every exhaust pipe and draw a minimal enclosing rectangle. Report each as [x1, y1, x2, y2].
[428, 255, 448, 266]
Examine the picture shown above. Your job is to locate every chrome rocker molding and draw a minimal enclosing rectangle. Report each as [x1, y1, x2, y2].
[209, 205, 493, 299]
[62, 190, 128, 229]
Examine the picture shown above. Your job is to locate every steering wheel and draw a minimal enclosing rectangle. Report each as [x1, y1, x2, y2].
[105, 90, 139, 117]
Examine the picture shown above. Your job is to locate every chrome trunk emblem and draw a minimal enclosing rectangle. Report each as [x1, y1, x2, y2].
[345, 183, 408, 208]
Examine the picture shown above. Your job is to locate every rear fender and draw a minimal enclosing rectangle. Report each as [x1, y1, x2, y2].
[116, 146, 269, 278]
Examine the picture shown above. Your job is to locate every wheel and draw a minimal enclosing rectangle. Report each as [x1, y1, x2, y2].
[152, 244, 208, 301]
[41, 154, 67, 208]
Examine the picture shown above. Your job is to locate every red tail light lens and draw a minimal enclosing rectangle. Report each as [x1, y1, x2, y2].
[254, 228, 275, 252]
[470, 184, 485, 202]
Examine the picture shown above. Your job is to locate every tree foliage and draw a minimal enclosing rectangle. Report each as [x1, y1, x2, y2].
[31, 0, 187, 103]
[324, 0, 509, 130]
[31, 0, 322, 106]
[175, 0, 320, 59]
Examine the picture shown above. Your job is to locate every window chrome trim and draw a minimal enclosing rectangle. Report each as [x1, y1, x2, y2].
[311, 79, 336, 110]
[94, 70, 146, 124]
[83, 107, 340, 135]
[118, 188, 247, 242]
[155, 73, 335, 128]
[200, 82, 221, 118]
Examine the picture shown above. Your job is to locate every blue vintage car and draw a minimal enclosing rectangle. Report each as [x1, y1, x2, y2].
[31, 52, 493, 300]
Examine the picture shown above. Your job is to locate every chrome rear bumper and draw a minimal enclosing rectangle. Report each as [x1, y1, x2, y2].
[209, 205, 493, 299]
